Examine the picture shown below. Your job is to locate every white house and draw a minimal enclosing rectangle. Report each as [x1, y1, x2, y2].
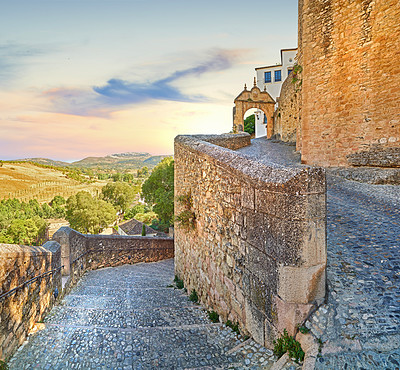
[254, 109, 268, 138]
[255, 48, 297, 102]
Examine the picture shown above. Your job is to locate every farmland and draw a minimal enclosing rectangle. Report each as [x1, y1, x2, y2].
[0, 162, 109, 203]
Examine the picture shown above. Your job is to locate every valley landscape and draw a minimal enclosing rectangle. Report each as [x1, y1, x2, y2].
[0, 152, 168, 203]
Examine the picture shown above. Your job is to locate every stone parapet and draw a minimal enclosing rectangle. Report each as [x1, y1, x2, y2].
[174, 134, 326, 347]
[0, 229, 173, 361]
[53, 228, 174, 290]
[0, 241, 62, 361]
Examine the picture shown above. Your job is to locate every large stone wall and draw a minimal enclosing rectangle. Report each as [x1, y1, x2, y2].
[174, 134, 326, 347]
[298, 0, 400, 167]
[0, 242, 62, 361]
[273, 76, 299, 143]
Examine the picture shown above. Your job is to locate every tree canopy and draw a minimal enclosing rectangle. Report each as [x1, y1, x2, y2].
[244, 114, 255, 135]
[101, 181, 137, 214]
[66, 191, 116, 234]
[141, 157, 174, 225]
[0, 196, 66, 245]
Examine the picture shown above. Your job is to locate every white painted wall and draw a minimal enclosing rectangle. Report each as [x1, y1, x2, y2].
[255, 110, 267, 138]
[255, 49, 297, 102]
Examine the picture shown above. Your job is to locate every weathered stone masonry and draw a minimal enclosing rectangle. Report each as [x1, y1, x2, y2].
[0, 242, 61, 361]
[53, 227, 174, 290]
[174, 133, 326, 347]
[298, 0, 400, 167]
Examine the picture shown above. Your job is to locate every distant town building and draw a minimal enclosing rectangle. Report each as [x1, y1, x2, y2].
[255, 48, 297, 102]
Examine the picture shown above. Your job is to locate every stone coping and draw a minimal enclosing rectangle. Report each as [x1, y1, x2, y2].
[175, 134, 325, 193]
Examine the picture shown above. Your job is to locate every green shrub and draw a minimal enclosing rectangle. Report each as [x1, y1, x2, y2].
[208, 311, 219, 323]
[175, 192, 195, 230]
[273, 329, 305, 363]
[0, 360, 8, 370]
[226, 320, 240, 334]
[174, 275, 184, 289]
[297, 324, 310, 334]
[189, 289, 198, 303]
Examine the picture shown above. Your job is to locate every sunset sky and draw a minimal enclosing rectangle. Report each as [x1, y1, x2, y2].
[0, 0, 297, 161]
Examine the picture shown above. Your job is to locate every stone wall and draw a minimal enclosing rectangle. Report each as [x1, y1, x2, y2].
[273, 76, 299, 143]
[174, 134, 326, 347]
[190, 133, 251, 151]
[298, 0, 400, 167]
[0, 228, 173, 361]
[53, 227, 174, 289]
[0, 242, 61, 361]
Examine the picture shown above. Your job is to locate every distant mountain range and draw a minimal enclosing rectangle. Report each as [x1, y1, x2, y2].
[13, 152, 171, 170]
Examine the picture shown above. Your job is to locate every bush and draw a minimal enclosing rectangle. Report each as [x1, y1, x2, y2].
[226, 320, 240, 334]
[208, 311, 219, 323]
[175, 192, 195, 231]
[174, 275, 184, 289]
[273, 329, 305, 363]
[189, 289, 198, 303]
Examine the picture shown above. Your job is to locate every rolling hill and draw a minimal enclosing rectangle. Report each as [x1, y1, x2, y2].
[13, 152, 171, 171]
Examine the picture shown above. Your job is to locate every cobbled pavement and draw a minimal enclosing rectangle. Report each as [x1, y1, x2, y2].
[8, 259, 300, 369]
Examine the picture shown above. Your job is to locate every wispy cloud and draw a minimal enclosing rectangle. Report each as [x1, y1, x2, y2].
[44, 49, 240, 117]
[0, 43, 49, 84]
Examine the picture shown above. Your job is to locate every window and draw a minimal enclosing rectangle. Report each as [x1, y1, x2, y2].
[264, 71, 271, 83]
[288, 68, 293, 75]
[264, 115, 268, 124]
[274, 70, 282, 82]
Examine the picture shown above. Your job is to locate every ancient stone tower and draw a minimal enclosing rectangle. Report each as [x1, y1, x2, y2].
[297, 0, 400, 167]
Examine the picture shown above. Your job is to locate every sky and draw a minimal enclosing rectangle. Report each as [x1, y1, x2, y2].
[0, 0, 298, 161]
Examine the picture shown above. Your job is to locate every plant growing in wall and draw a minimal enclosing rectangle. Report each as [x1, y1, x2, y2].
[291, 64, 302, 91]
[175, 192, 196, 231]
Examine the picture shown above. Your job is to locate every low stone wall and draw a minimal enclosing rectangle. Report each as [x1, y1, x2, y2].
[0, 242, 61, 361]
[184, 133, 251, 150]
[174, 134, 326, 347]
[53, 227, 174, 289]
[0, 228, 173, 361]
[87, 234, 175, 269]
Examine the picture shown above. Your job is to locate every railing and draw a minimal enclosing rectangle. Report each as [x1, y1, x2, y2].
[0, 265, 63, 302]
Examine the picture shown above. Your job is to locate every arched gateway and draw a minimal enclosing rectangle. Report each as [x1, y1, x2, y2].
[233, 79, 275, 137]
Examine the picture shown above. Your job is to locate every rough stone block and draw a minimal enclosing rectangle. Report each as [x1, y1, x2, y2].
[245, 299, 266, 345]
[274, 295, 315, 337]
[277, 263, 326, 305]
[241, 186, 255, 210]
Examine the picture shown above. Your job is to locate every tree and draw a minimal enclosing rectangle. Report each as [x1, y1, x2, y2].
[101, 182, 137, 214]
[244, 114, 255, 135]
[66, 191, 116, 234]
[124, 204, 151, 220]
[135, 211, 157, 225]
[141, 157, 174, 225]
[5, 217, 47, 246]
[137, 166, 149, 178]
[50, 195, 66, 207]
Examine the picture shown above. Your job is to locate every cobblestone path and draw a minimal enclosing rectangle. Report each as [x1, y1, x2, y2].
[239, 138, 400, 368]
[9, 259, 300, 369]
[311, 175, 400, 369]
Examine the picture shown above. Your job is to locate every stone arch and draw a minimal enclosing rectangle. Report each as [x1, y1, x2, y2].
[233, 79, 275, 138]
